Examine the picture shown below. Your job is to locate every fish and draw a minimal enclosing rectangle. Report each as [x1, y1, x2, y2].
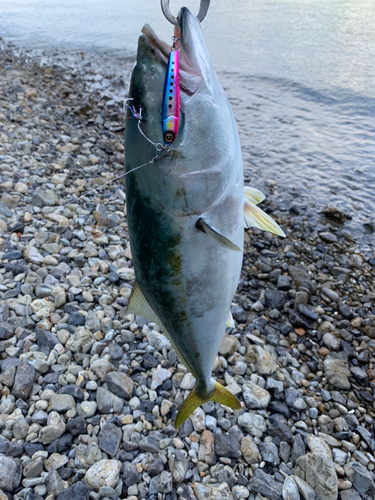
[124, 7, 285, 429]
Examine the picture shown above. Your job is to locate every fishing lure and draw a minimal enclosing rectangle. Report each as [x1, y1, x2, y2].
[162, 48, 180, 145]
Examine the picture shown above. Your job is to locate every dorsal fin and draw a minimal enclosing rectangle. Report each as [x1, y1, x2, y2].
[196, 218, 241, 251]
[244, 199, 286, 237]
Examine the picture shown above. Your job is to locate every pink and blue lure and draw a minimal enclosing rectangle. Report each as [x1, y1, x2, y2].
[162, 49, 180, 145]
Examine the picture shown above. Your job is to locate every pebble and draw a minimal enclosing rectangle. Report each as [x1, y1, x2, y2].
[84, 459, 122, 491]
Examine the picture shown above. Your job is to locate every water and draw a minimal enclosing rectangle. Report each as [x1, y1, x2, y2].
[1, 0, 375, 240]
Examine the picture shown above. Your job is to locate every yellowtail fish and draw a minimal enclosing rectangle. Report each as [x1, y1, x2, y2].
[124, 7, 285, 429]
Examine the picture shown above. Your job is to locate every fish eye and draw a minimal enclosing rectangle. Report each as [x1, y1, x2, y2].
[164, 132, 174, 143]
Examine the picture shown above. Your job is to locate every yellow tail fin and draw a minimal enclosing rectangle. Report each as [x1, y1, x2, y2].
[174, 381, 242, 429]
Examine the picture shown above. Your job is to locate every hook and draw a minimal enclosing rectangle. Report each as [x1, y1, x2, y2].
[160, 0, 211, 26]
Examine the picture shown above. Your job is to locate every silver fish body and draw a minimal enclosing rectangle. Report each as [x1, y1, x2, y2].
[125, 8, 258, 426]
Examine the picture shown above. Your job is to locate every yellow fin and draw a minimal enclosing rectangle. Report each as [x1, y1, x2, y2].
[175, 381, 241, 429]
[244, 200, 286, 237]
[127, 284, 164, 329]
[244, 186, 265, 205]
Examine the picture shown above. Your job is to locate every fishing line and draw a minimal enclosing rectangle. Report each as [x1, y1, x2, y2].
[11, 150, 170, 235]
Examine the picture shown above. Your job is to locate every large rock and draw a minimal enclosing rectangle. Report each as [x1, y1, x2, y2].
[246, 345, 278, 375]
[296, 452, 338, 500]
[84, 459, 121, 491]
[323, 354, 351, 390]
[0, 457, 22, 491]
[242, 380, 271, 409]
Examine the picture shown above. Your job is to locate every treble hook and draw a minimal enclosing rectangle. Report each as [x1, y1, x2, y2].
[160, 0, 211, 26]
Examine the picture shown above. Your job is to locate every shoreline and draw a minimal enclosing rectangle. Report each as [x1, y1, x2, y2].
[0, 42, 375, 500]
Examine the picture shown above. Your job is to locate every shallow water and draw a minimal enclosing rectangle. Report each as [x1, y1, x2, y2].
[1, 0, 374, 240]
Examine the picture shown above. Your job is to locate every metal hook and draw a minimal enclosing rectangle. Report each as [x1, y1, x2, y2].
[161, 0, 211, 26]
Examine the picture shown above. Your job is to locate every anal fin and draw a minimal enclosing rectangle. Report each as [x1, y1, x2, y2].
[197, 218, 241, 252]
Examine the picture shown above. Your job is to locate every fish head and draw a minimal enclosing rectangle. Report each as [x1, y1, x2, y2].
[126, 7, 242, 216]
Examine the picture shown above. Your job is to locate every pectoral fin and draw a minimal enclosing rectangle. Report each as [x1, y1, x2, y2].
[197, 218, 241, 251]
[127, 284, 164, 329]
[244, 186, 265, 205]
[244, 200, 286, 237]
[175, 381, 242, 429]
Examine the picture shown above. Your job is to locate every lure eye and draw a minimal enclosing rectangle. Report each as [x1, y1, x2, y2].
[164, 132, 174, 143]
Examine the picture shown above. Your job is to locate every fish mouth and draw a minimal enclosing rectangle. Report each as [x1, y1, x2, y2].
[141, 7, 207, 95]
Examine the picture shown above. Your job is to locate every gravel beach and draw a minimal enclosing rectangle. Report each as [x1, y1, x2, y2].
[0, 42, 375, 500]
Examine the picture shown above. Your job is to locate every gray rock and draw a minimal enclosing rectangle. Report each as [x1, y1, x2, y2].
[265, 289, 288, 310]
[242, 380, 271, 409]
[23, 457, 44, 479]
[246, 345, 278, 375]
[214, 465, 237, 488]
[282, 476, 300, 500]
[291, 434, 306, 463]
[241, 436, 261, 465]
[296, 452, 338, 500]
[280, 441, 291, 463]
[322, 288, 340, 303]
[12, 363, 35, 399]
[91, 358, 115, 381]
[214, 431, 241, 458]
[169, 450, 189, 482]
[249, 468, 282, 500]
[36, 328, 59, 354]
[198, 430, 216, 464]
[122, 463, 141, 487]
[292, 475, 316, 500]
[322, 333, 340, 351]
[45, 469, 66, 496]
[38, 411, 66, 444]
[98, 423, 122, 456]
[259, 441, 280, 466]
[105, 371, 134, 399]
[346, 462, 375, 497]
[238, 412, 266, 438]
[57, 482, 90, 500]
[0, 457, 22, 491]
[323, 354, 351, 390]
[319, 232, 337, 243]
[157, 471, 173, 493]
[96, 387, 123, 413]
[48, 393, 75, 413]
[339, 489, 362, 500]
[139, 436, 160, 453]
[84, 459, 122, 491]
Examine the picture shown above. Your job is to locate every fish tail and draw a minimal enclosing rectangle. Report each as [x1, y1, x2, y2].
[174, 381, 242, 429]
